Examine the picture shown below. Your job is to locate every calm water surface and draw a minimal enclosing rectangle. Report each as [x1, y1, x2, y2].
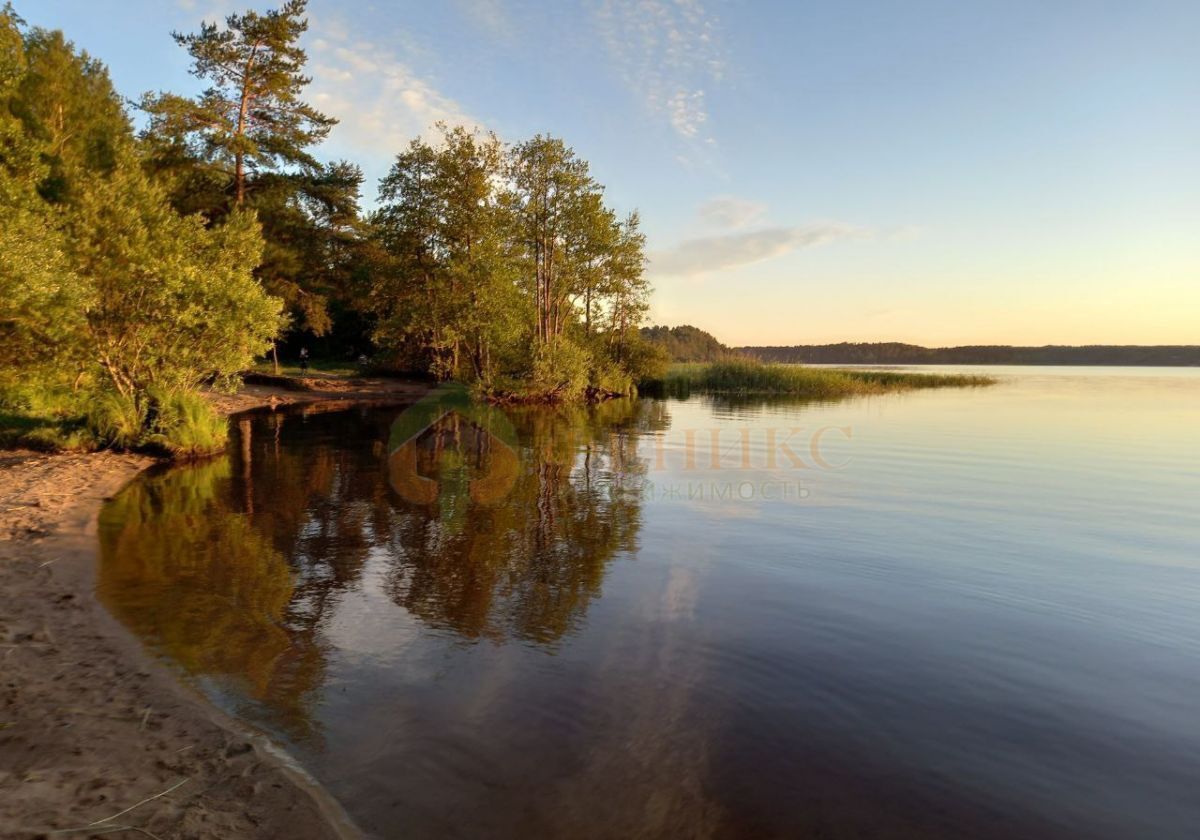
[97, 367, 1200, 839]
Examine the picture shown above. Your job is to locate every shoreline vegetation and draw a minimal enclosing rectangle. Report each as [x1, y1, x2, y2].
[0, 0, 1179, 462]
[0, 1, 1007, 462]
[646, 359, 997, 397]
[1, 0, 666, 462]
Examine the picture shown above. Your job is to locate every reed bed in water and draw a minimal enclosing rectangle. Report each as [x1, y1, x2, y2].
[652, 359, 996, 396]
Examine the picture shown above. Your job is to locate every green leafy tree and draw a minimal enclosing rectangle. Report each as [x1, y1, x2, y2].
[10, 24, 129, 202]
[373, 125, 521, 383]
[565, 191, 618, 337]
[369, 129, 653, 397]
[506, 135, 599, 343]
[434, 126, 524, 383]
[600, 211, 651, 364]
[0, 6, 88, 379]
[141, 0, 349, 344]
[66, 154, 281, 399]
[1, 7, 297, 455]
[252, 160, 367, 338]
[372, 136, 449, 373]
[0, 191, 85, 377]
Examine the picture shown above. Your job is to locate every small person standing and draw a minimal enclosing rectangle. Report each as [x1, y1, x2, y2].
[299, 347, 309, 373]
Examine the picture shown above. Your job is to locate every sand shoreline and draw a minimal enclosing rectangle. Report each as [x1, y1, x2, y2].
[0, 376, 427, 839]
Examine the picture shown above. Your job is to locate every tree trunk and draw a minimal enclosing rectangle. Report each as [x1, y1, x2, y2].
[239, 417, 254, 516]
[234, 44, 261, 207]
[235, 153, 245, 207]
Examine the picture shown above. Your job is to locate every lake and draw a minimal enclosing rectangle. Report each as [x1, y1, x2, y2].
[97, 367, 1200, 839]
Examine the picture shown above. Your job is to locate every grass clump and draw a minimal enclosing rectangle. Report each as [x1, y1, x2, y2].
[85, 389, 146, 449]
[0, 382, 228, 459]
[142, 388, 228, 458]
[0, 416, 97, 452]
[650, 359, 995, 397]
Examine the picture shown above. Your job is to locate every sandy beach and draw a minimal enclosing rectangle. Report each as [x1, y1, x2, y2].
[0, 376, 426, 839]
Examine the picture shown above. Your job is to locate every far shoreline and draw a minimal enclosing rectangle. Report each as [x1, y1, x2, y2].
[738, 343, 1200, 367]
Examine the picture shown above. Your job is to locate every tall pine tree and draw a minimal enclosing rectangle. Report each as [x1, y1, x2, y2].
[140, 0, 333, 208]
[141, 1, 359, 348]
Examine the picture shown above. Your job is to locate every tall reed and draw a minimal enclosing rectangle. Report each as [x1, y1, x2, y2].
[652, 359, 995, 397]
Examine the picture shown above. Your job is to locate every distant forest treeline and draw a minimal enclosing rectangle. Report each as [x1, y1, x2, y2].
[739, 343, 1200, 366]
[639, 329, 1200, 367]
[639, 325, 734, 362]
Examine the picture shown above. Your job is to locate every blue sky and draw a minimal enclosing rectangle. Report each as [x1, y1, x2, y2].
[28, 0, 1200, 346]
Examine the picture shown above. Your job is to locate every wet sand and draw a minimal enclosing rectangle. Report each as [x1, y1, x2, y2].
[0, 377, 426, 839]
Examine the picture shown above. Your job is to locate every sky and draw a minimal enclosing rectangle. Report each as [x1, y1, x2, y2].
[28, 0, 1200, 347]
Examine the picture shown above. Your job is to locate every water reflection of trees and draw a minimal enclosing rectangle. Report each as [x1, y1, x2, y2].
[97, 457, 328, 740]
[97, 398, 669, 737]
[384, 399, 658, 644]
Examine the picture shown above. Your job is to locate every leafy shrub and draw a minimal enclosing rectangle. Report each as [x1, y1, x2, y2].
[22, 424, 96, 451]
[587, 356, 633, 396]
[1, 381, 229, 458]
[529, 337, 591, 401]
[0, 384, 101, 452]
[621, 336, 671, 386]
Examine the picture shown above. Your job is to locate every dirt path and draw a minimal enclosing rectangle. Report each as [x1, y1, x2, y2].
[0, 377, 426, 839]
[205, 373, 430, 415]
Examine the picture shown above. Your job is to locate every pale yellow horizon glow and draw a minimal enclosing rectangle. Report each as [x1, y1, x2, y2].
[646, 230, 1200, 348]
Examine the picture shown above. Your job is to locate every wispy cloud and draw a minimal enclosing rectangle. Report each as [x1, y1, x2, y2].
[697, 196, 767, 230]
[307, 24, 479, 157]
[453, 0, 514, 40]
[169, 6, 478, 160]
[174, 0, 236, 24]
[594, 0, 725, 143]
[649, 223, 861, 277]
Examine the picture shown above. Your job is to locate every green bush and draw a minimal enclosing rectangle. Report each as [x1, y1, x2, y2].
[621, 336, 671, 386]
[0, 417, 93, 452]
[588, 356, 633, 396]
[0, 383, 101, 452]
[529, 337, 591, 400]
[1, 381, 229, 458]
